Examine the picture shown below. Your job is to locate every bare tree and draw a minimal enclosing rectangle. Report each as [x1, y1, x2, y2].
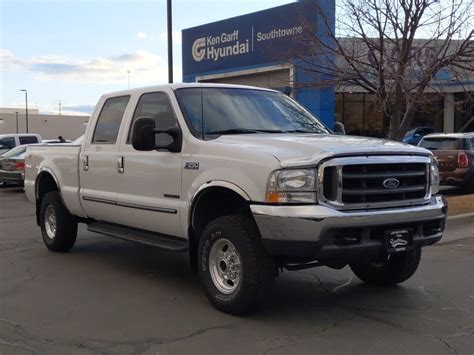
[293, 0, 473, 140]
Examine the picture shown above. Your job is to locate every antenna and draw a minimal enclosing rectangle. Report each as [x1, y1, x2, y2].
[54, 100, 63, 115]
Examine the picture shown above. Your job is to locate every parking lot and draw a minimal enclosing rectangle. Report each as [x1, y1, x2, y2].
[0, 187, 473, 355]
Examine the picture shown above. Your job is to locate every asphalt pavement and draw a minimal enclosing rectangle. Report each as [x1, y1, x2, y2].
[0, 187, 473, 355]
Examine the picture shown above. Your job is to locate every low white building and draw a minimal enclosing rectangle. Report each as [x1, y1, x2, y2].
[0, 108, 89, 140]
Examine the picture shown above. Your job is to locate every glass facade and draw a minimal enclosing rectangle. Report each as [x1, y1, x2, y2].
[335, 93, 447, 137]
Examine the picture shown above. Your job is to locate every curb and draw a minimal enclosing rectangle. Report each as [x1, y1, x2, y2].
[447, 212, 474, 222]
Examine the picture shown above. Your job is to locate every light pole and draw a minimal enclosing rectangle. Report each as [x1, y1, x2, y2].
[19, 89, 28, 133]
[167, 0, 173, 83]
[15, 111, 19, 133]
[127, 70, 131, 89]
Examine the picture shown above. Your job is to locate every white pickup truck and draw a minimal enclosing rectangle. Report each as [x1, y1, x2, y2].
[25, 83, 447, 314]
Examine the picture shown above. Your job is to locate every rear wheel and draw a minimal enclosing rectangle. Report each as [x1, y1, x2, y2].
[40, 191, 78, 252]
[350, 248, 421, 286]
[198, 215, 275, 315]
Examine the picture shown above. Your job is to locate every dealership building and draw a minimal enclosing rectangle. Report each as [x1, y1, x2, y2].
[182, 1, 473, 135]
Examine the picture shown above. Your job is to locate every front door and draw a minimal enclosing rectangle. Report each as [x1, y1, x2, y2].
[114, 92, 183, 237]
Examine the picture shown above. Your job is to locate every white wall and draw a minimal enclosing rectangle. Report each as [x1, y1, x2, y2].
[0, 113, 89, 140]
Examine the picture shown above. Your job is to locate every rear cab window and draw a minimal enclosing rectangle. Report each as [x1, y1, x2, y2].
[92, 96, 131, 144]
[19, 136, 39, 145]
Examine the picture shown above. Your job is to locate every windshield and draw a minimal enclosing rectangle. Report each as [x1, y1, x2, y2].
[0, 137, 16, 151]
[404, 129, 416, 138]
[2, 145, 27, 158]
[175, 87, 330, 138]
[419, 138, 459, 150]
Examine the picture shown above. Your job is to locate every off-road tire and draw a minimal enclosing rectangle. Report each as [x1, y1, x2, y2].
[40, 191, 78, 252]
[350, 248, 422, 286]
[198, 215, 275, 315]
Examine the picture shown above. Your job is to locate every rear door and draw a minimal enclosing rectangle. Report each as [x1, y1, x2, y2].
[79, 95, 132, 222]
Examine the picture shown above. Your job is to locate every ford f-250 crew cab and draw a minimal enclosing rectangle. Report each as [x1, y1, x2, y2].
[25, 84, 447, 315]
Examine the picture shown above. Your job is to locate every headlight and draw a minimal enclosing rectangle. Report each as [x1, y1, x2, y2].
[266, 169, 317, 204]
[430, 157, 440, 195]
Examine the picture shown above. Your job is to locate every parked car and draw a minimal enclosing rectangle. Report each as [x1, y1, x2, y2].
[0, 145, 29, 186]
[0, 133, 42, 154]
[402, 127, 436, 145]
[419, 133, 474, 192]
[24, 84, 446, 314]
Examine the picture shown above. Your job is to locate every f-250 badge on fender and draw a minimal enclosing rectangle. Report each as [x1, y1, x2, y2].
[184, 162, 199, 170]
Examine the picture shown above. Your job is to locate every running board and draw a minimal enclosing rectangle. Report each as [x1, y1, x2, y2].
[87, 221, 188, 252]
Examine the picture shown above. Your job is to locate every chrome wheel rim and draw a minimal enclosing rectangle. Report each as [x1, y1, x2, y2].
[44, 205, 57, 239]
[209, 238, 241, 294]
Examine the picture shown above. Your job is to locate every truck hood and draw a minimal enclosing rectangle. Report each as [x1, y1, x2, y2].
[215, 134, 431, 167]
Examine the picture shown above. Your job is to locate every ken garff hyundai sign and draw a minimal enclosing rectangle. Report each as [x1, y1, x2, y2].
[191, 27, 304, 63]
[182, 2, 322, 76]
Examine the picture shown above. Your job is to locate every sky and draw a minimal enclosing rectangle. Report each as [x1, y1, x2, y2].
[0, 0, 292, 115]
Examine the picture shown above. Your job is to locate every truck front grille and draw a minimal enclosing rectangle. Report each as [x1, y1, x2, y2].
[319, 156, 431, 210]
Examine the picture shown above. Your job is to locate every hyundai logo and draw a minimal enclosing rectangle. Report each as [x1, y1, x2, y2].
[383, 178, 400, 189]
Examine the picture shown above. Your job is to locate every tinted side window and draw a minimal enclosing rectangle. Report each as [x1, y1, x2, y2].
[127, 92, 178, 143]
[0, 137, 16, 149]
[19, 136, 39, 144]
[92, 96, 130, 144]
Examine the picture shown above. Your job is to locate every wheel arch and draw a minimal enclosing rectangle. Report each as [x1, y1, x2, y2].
[187, 182, 255, 271]
[35, 169, 62, 226]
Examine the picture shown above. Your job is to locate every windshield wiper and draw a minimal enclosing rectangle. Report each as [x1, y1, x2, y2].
[206, 129, 260, 135]
[284, 129, 321, 133]
[205, 129, 320, 135]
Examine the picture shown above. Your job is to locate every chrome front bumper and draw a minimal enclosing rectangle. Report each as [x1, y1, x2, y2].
[251, 195, 447, 259]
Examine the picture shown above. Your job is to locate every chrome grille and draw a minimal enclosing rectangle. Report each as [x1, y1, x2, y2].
[319, 156, 431, 210]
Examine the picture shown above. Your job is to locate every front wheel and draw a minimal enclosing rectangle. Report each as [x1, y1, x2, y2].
[40, 191, 78, 252]
[198, 215, 275, 315]
[350, 248, 421, 286]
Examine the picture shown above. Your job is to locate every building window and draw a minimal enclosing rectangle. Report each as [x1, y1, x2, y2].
[454, 92, 474, 132]
[336, 93, 445, 137]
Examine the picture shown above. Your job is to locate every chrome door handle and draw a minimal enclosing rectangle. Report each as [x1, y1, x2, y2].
[83, 155, 89, 171]
[117, 156, 124, 174]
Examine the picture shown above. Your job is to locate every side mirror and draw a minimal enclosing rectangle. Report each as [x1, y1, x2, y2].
[333, 122, 346, 135]
[131, 116, 182, 152]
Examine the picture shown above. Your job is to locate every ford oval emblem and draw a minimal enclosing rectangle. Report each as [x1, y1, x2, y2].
[383, 178, 400, 189]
